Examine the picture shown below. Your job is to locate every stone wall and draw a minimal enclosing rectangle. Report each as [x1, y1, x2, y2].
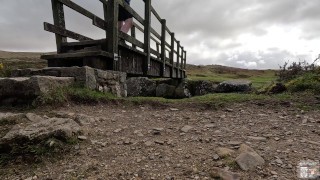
[11, 66, 127, 97]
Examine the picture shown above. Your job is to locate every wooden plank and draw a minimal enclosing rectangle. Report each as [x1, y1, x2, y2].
[170, 33, 175, 77]
[57, 0, 105, 29]
[160, 19, 166, 76]
[133, 22, 144, 32]
[61, 39, 105, 47]
[131, 26, 136, 49]
[151, 6, 161, 22]
[51, 0, 67, 53]
[44, 22, 93, 41]
[144, 0, 152, 75]
[176, 41, 180, 78]
[181, 47, 184, 69]
[41, 51, 113, 59]
[106, 0, 119, 71]
[184, 51, 187, 69]
[150, 27, 161, 40]
[119, 31, 144, 49]
[118, 0, 145, 25]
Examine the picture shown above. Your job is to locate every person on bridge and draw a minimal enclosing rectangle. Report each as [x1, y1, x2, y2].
[118, 0, 133, 34]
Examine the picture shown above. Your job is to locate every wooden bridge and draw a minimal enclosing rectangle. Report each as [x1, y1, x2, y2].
[41, 0, 187, 78]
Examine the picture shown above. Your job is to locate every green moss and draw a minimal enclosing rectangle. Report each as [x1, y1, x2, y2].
[285, 73, 320, 94]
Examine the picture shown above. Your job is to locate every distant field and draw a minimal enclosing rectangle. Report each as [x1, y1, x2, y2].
[0, 51, 277, 88]
[186, 64, 277, 88]
[0, 51, 46, 70]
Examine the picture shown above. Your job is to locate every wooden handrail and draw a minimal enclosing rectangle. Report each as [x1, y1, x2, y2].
[48, 0, 187, 78]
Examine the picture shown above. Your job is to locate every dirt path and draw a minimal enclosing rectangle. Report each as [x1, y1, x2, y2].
[1, 102, 320, 180]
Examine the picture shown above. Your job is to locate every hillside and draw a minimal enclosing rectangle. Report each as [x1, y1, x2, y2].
[0, 51, 277, 87]
[187, 64, 277, 88]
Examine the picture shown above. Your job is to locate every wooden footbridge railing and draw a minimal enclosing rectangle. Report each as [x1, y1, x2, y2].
[41, 0, 187, 78]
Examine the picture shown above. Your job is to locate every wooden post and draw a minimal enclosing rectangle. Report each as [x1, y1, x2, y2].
[184, 51, 187, 69]
[181, 47, 184, 69]
[160, 19, 166, 76]
[51, 0, 67, 53]
[176, 41, 180, 78]
[106, 0, 119, 71]
[170, 33, 175, 78]
[144, 0, 151, 75]
[131, 26, 136, 49]
[156, 43, 160, 59]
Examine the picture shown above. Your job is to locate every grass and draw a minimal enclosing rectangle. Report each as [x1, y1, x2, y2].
[187, 64, 277, 88]
[33, 86, 117, 106]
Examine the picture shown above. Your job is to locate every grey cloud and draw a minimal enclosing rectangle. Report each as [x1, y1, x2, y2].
[0, 0, 319, 69]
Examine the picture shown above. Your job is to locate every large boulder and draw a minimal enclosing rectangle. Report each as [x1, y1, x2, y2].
[156, 83, 176, 98]
[175, 79, 191, 98]
[189, 80, 218, 96]
[0, 76, 75, 105]
[126, 77, 156, 97]
[235, 144, 265, 171]
[0, 117, 81, 147]
[216, 80, 252, 93]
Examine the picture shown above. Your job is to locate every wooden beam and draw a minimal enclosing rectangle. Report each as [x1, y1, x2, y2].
[57, 0, 106, 29]
[184, 51, 187, 69]
[119, 32, 144, 49]
[160, 19, 166, 76]
[41, 51, 113, 60]
[106, 0, 119, 71]
[181, 47, 185, 69]
[118, 0, 145, 25]
[131, 26, 136, 49]
[170, 33, 175, 77]
[144, 0, 151, 75]
[51, 0, 67, 53]
[176, 41, 180, 78]
[44, 22, 93, 41]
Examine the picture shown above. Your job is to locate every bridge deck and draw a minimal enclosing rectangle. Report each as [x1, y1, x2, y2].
[41, 0, 187, 79]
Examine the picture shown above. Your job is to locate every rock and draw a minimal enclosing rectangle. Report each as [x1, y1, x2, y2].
[113, 128, 122, 133]
[210, 167, 241, 180]
[126, 77, 156, 97]
[78, 136, 87, 140]
[236, 144, 265, 171]
[216, 147, 235, 158]
[181, 125, 193, 133]
[170, 108, 179, 111]
[145, 141, 153, 146]
[0, 112, 24, 124]
[156, 84, 176, 98]
[25, 113, 44, 123]
[247, 136, 267, 141]
[0, 117, 81, 147]
[0, 76, 74, 105]
[188, 80, 218, 96]
[204, 123, 215, 128]
[174, 79, 191, 98]
[213, 153, 220, 160]
[216, 80, 252, 93]
[269, 83, 287, 94]
[74, 114, 95, 126]
[228, 141, 242, 146]
[154, 140, 165, 145]
[275, 158, 283, 164]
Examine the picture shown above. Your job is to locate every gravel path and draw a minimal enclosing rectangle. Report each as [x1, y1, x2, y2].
[1, 102, 320, 180]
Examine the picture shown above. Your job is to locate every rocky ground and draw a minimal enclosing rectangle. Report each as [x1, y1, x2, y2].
[0, 101, 320, 180]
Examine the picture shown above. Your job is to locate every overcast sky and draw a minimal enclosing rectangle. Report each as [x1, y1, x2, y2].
[1, 0, 320, 69]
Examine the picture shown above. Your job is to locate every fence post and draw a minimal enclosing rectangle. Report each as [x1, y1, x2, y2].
[131, 26, 136, 49]
[184, 51, 187, 69]
[181, 47, 184, 69]
[160, 19, 166, 77]
[106, 0, 119, 71]
[176, 41, 180, 78]
[170, 33, 175, 78]
[144, 0, 151, 75]
[51, 0, 67, 53]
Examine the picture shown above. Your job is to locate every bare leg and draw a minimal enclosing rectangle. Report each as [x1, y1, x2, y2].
[120, 18, 133, 34]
